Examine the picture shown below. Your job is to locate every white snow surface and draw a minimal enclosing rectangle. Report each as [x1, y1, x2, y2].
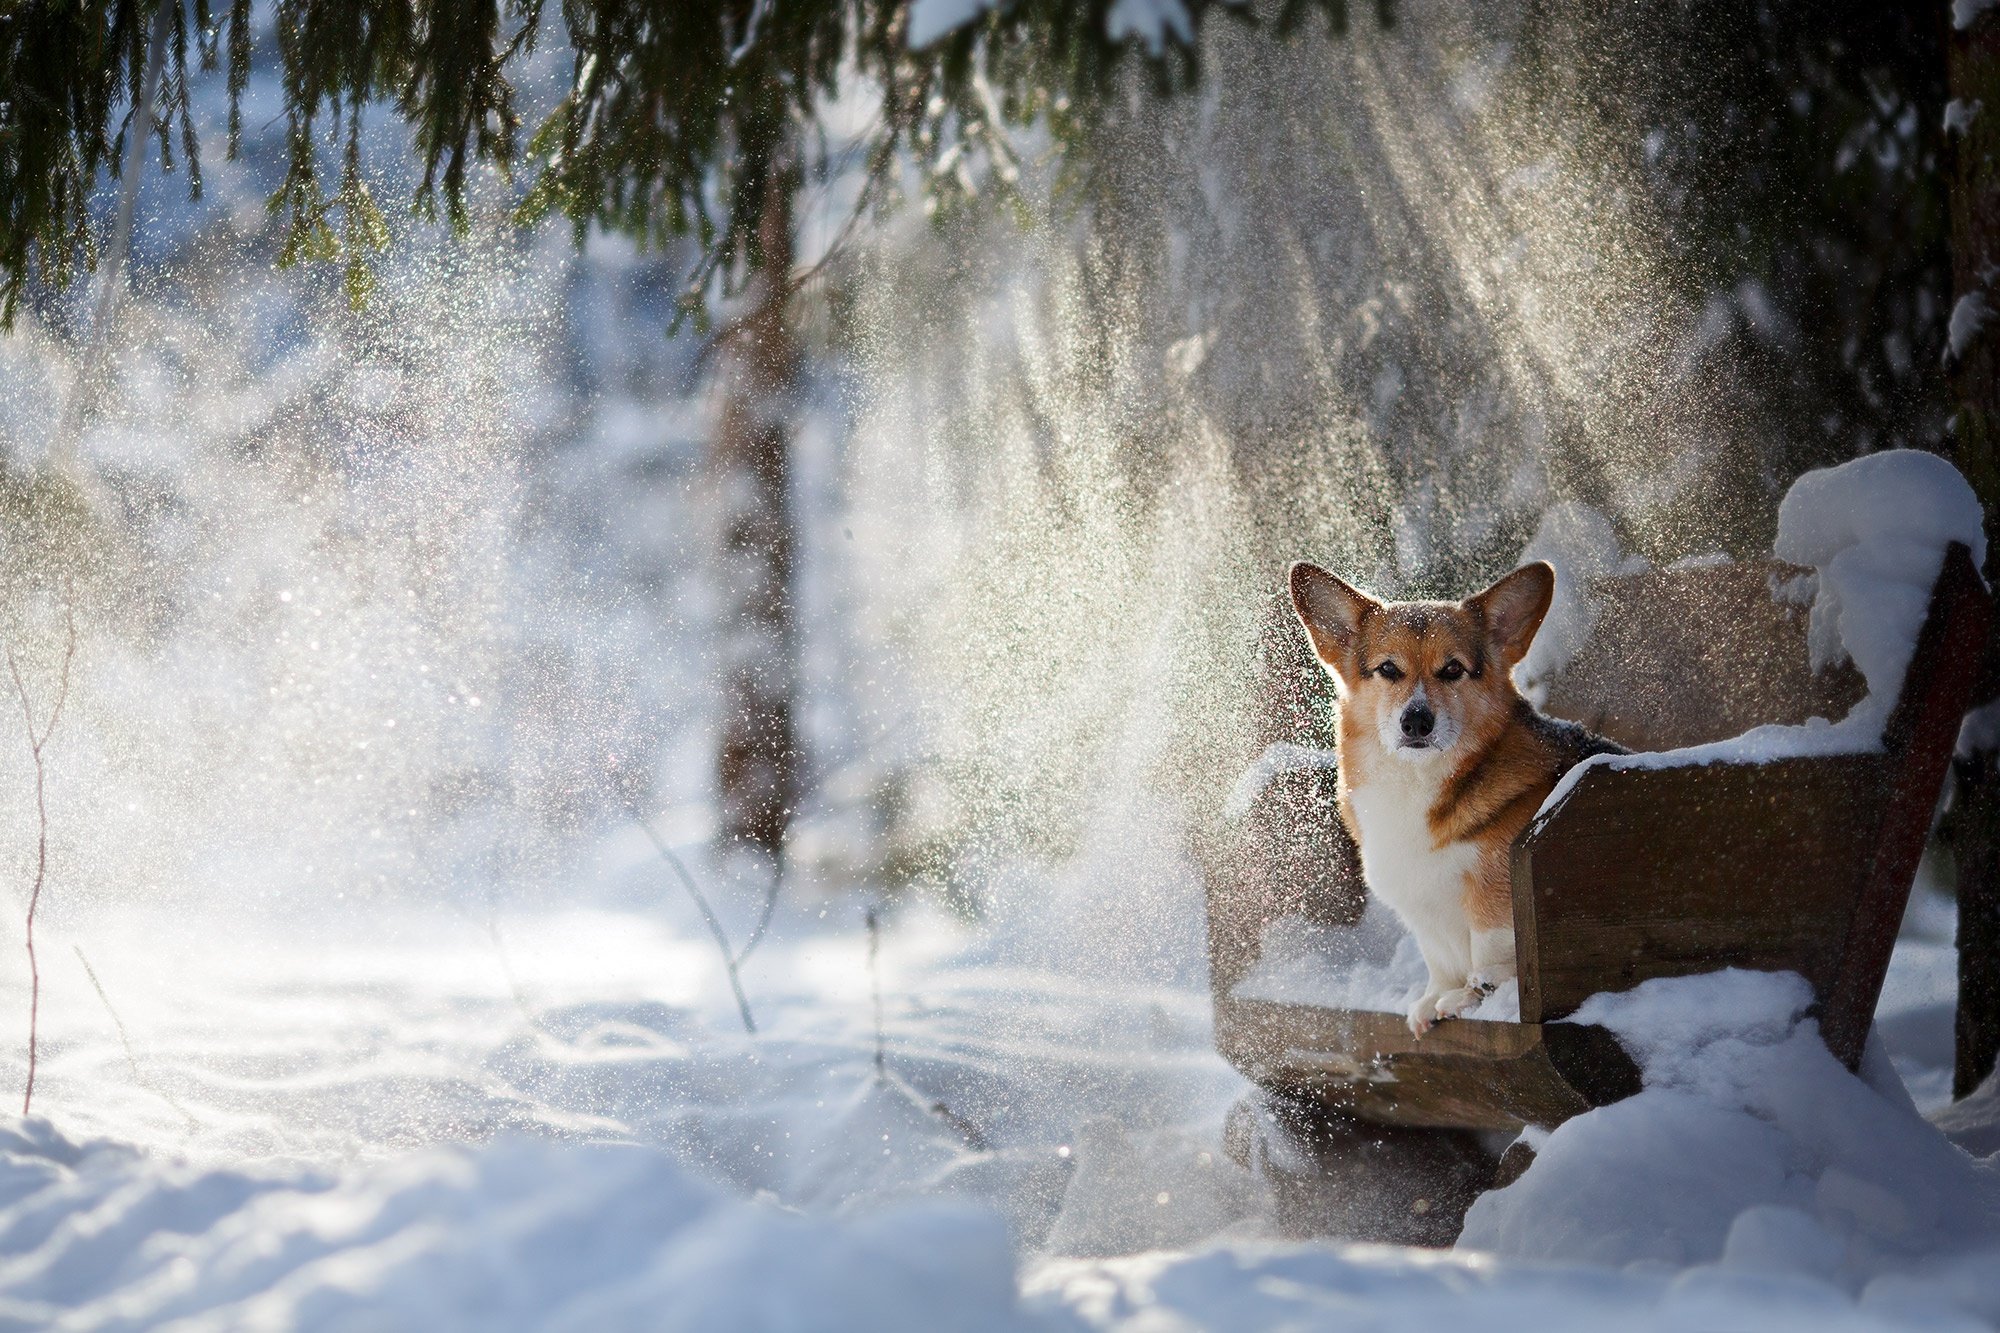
[2, 839, 1983, 1330]
[1540, 450, 1985, 817]
[1463, 969, 2000, 1319]
[0, 866, 1250, 1331]
[0, 1126, 1034, 1332]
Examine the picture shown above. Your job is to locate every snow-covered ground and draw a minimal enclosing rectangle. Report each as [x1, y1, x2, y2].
[0, 818, 1990, 1330]
[0, 331, 1991, 1325]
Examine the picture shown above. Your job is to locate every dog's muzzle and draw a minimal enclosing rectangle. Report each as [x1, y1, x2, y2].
[1399, 702, 1435, 746]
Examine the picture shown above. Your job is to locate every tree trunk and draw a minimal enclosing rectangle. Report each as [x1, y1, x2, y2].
[1955, 751, 2000, 1099]
[1946, 9, 2000, 1101]
[711, 172, 803, 862]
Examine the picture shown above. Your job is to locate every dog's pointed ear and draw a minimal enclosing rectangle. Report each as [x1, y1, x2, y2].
[1467, 561, 1555, 668]
[1290, 562, 1379, 679]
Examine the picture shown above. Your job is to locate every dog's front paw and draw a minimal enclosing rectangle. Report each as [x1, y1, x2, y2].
[1407, 992, 1443, 1037]
[1433, 985, 1485, 1021]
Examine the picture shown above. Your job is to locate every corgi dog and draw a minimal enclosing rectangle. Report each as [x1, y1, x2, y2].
[1288, 561, 1626, 1036]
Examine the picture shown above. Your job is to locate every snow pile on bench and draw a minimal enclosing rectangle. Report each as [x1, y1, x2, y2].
[1539, 449, 1987, 815]
[1779, 449, 1987, 705]
[1460, 968, 2000, 1305]
[1232, 904, 1521, 1023]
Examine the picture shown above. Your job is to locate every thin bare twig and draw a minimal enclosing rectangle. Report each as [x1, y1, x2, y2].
[9, 594, 77, 1116]
[733, 873, 784, 966]
[866, 903, 886, 1081]
[858, 906, 988, 1149]
[72, 945, 200, 1132]
[632, 812, 757, 1035]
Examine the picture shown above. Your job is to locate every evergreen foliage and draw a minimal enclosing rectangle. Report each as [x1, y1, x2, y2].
[1, 0, 232, 323]
[0, 0, 1386, 327]
[1516, 0, 1951, 468]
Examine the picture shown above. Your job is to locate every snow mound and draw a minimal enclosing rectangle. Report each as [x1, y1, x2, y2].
[1931, 1069, 2000, 1161]
[1773, 448, 1986, 704]
[0, 1123, 1044, 1332]
[1031, 1233, 1983, 1332]
[1540, 450, 1986, 815]
[1460, 970, 2000, 1311]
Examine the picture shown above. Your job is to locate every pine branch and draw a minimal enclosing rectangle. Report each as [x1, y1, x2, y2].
[3, 0, 1363, 327]
[47, 0, 172, 477]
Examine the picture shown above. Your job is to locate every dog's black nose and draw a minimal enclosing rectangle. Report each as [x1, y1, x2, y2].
[1401, 704, 1435, 739]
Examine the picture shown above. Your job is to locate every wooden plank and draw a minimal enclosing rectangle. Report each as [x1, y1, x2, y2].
[1215, 997, 1640, 1132]
[1822, 542, 1994, 1066]
[1222, 998, 1545, 1063]
[1513, 754, 1884, 1026]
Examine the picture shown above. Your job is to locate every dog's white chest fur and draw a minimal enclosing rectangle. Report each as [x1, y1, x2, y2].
[1347, 760, 1479, 978]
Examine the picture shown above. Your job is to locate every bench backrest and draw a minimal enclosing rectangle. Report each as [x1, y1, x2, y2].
[1514, 542, 1992, 1067]
[1538, 561, 1865, 752]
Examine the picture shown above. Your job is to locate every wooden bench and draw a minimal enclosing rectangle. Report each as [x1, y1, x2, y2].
[1205, 543, 1993, 1134]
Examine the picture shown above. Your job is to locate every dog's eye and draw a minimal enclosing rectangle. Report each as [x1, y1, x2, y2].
[1372, 661, 1404, 683]
[1437, 660, 1465, 682]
